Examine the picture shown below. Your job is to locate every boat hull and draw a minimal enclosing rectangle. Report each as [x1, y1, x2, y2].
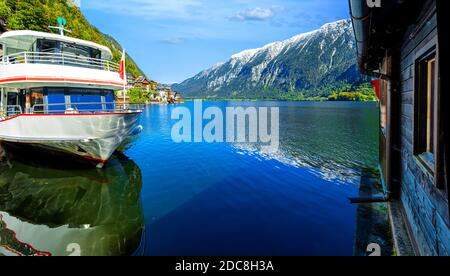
[0, 112, 143, 164]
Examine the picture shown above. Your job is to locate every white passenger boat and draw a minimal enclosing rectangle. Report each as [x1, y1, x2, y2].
[0, 28, 143, 167]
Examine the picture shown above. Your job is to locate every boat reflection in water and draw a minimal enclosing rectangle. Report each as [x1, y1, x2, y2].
[0, 151, 144, 256]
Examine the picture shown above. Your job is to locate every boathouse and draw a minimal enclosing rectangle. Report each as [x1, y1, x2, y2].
[350, 0, 449, 255]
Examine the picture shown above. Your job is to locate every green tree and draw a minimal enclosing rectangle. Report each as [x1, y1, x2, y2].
[0, 0, 11, 19]
[1, 0, 148, 80]
[7, 0, 48, 31]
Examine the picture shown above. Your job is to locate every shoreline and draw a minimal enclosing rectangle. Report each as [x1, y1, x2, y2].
[178, 98, 378, 103]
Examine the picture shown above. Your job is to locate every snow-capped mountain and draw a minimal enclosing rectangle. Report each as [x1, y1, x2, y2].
[173, 19, 368, 99]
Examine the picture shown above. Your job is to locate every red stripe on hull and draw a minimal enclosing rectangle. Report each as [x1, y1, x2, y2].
[0, 76, 123, 87]
[0, 112, 141, 123]
[81, 155, 108, 164]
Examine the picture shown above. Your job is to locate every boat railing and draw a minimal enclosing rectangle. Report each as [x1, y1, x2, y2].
[0, 51, 120, 72]
[30, 102, 145, 115]
[4, 105, 23, 118]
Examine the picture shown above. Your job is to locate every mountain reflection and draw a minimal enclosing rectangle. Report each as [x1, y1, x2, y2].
[0, 152, 144, 256]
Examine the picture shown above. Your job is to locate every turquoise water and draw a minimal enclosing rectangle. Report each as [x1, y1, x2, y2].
[0, 101, 379, 256]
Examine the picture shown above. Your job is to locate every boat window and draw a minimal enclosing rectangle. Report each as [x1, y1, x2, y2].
[105, 91, 115, 102]
[37, 39, 61, 54]
[7, 92, 17, 106]
[35, 39, 102, 60]
[46, 93, 66, 113]
[6, 92, 19, 116]
[61, 42, 91, 58]
[69, 89, 112, 111]
[92, 48, 101, 59]
[29, 89, 44, 113]
[43, 88, 114, 113]
[70, 94, 103, 112]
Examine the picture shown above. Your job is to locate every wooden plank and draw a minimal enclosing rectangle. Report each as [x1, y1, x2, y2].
[400, 170, 436, 255]
[401, 117, 413, 137]
[401, 137, 413, 153]
[401, 51, 415, 72]
[401, 13, 437, 60]
[401, 166, 441, 254]
[436, 212, 450, 255]
[402, 79, 414, 94]
[401, 91, 414, 104]
[401, 65, 414, 82]
[402, 148, 450, 234]
[401, 103, 413, 119]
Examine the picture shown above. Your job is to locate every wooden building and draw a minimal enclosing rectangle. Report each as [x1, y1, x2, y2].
[115, 90, 130, 105]
[350, 0, 449, 255]
[133, 76, 151, 88]
[156, 87, 182, 104]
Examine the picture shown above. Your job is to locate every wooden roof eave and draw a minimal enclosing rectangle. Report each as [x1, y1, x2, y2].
[349, 0, 424, 75]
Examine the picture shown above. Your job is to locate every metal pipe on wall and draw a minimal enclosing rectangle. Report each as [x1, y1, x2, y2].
[349, 0, 372, 71]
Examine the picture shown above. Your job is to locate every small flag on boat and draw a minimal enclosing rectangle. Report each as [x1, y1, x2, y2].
[119, 49, 126, 81]
[119, 49, 127, 106]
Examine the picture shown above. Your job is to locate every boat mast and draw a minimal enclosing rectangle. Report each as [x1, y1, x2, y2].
[123, 51, 127, 107]
[48, 17, 71, 36]
[0, 87, 3, 109]
[0, 87, 5, 118]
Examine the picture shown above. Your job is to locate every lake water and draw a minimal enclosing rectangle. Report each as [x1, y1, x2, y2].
[0, 101, 379, 256]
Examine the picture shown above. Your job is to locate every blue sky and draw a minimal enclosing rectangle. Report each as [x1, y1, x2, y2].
[80, 0, 349, 84]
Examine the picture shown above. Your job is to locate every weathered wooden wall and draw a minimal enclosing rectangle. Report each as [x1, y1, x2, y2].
[398, 0, 450, 256]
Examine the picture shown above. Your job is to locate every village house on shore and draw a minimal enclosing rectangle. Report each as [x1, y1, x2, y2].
[116, 74, 183, 105]
[152, 86, 183, 104]
[350, 0, 449, 255]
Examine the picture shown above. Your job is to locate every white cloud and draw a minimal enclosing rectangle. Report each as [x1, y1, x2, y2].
[84, 0, 202, 19]
[230, 6, 284, 22]
[67, 0, 81, 7]
[160, 36, 188, 44]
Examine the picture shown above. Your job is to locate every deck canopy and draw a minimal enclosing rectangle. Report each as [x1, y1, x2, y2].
[0, 30, 113, 60]
[349, 0, 423, 74]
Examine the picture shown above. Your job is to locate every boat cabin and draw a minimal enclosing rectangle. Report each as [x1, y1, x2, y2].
[350, 0, 449, 255]
[3, 87, 116, 116]
[0, 31, 123, 118]
[0, 30, 113, 60]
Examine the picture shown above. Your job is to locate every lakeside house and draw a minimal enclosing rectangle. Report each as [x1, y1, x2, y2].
[126, 73, 134, 87]
[133, 75, 159, 95]
[133, 76, 151, 89]
[116, 75, 183, 104]
[152, 86, 183, 104]
[116, 90, 130, 105]
[350, 0, 449, 255]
